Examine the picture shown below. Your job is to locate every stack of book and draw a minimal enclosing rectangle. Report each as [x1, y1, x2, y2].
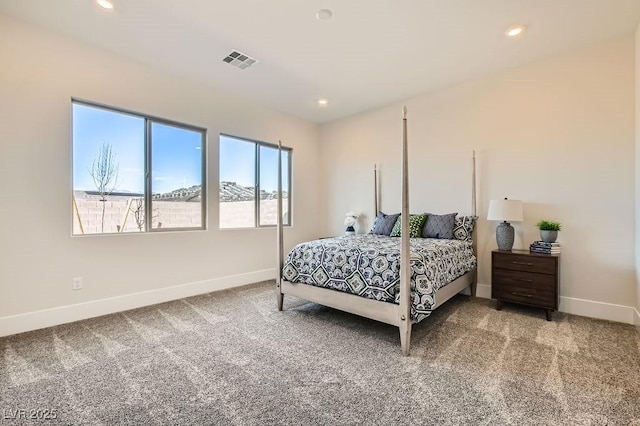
[530, 241, 561, 254]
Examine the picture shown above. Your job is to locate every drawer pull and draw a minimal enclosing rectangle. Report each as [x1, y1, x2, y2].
[512, 292, 533, 298]
[512, 261, 533, 266]
[511, 278, 533, 283]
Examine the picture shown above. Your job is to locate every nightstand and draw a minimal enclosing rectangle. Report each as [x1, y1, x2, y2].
[491, 249, 560, 321]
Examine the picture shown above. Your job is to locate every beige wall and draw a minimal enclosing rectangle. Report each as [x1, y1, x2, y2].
[320, 37, 636, 308]
[0, 16, 321, 320]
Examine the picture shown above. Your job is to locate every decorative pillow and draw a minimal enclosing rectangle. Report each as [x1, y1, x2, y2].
[423, 212, 457, 239]
[370, 212, 401, 236]
[390, 214, 428, 238]
[453, 215, 478, 241]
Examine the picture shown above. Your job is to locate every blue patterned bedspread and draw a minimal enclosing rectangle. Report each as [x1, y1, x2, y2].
[281, 234, 476, 322]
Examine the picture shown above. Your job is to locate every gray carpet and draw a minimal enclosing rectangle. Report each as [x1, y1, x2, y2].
[1, 281, 639, 425]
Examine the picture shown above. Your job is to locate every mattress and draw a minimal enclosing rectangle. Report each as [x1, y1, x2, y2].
[281, 234, 476, 322]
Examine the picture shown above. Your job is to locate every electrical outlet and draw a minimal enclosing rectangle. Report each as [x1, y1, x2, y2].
[72, 277, 83, 290]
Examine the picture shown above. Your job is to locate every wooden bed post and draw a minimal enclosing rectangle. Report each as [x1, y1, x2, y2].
[276, 140, 284, 311]
[471, 150, 478, 297]
[399, 107, 412, 356]
[472, 150, 477, 218]
[373, 164, 379, 218]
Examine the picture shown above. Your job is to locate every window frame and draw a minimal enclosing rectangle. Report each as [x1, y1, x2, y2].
[219, 133, 292, 229]
[71, 98, 207, 235]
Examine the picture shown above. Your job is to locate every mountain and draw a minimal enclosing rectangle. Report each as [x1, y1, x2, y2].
[150, 182, 288, 202]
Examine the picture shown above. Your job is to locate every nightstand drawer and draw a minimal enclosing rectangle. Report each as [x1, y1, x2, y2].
[492, 285, 555, 308]
[492, 268, 555, 291]
[493, 253, 556, 275]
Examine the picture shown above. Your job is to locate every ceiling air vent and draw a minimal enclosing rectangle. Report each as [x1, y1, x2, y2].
[222, 50, 257, 70]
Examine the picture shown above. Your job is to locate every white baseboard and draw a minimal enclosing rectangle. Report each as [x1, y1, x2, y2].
[634, 308, 640, 330]
[558, 297, 635, 324]
[475, 283, 492, 299]
[474, 283, 635, 325]
[0, 269, 275, 338]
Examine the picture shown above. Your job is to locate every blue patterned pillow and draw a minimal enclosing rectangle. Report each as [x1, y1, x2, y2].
[453, 215, 478, 241]
[370, 212, 400, 236]
[390, 214, 428, 238]
[423, 212, 457, 239]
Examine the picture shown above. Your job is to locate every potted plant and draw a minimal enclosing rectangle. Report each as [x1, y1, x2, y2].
[536, 220, 561, 243]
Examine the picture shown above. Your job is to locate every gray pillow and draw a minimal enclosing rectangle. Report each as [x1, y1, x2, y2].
[370, 212, 400, 236]
[423, 213, 457, 239]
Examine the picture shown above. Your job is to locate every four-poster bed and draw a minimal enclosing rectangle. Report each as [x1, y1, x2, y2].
[275, 107, 477, 356]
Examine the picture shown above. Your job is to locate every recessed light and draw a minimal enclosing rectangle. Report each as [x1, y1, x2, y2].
[316, 9, 332, 21]
[317, 98, 329, 107]
[505, 25, 525, 38]
[96, 0, 114, 10]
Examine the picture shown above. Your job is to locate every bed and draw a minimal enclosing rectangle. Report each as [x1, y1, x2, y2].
[275, 107, 477, 356]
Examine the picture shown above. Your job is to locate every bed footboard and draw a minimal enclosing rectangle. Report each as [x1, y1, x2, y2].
[281, 281, 400, 326]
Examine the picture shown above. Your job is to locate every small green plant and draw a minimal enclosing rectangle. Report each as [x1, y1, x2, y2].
[536, 220, 562, 231]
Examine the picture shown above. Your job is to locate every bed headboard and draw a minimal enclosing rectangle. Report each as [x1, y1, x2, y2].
[371, 149, 478, 246]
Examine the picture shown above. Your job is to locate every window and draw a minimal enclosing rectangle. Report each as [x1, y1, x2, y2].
[219, 135, 291, 228]
[72, 100, 206, 235]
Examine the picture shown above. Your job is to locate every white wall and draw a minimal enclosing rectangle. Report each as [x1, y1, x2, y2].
[0, 16, 321, 334]
[320, 37, 636, 317]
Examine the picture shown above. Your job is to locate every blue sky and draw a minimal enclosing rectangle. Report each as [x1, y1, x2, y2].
[73, 103, 288, 195]
[151, 122, 203, 193]
[73, 103, 202, 194]
[219, 135, 254, 187]
[219, 135, 289, 193]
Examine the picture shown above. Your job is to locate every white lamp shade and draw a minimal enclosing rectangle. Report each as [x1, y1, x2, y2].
[487, 199, 523, 222]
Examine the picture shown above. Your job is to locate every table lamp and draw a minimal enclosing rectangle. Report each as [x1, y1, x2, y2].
[487, 198, 523, 251]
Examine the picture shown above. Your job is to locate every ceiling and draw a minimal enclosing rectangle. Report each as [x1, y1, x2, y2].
[2, 0, 640, 123]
